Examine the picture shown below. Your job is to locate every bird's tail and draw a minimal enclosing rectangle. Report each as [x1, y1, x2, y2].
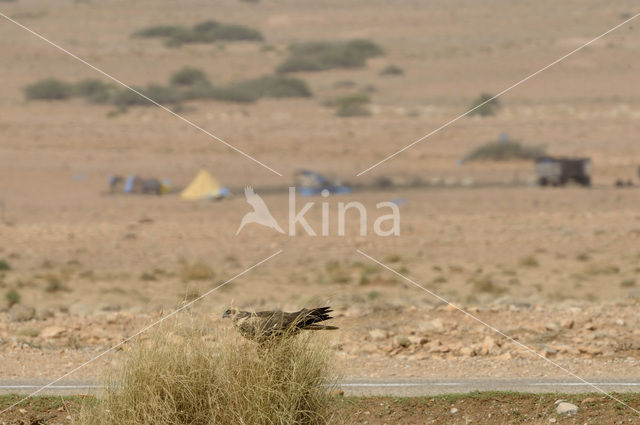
[305, 324, 339, 330]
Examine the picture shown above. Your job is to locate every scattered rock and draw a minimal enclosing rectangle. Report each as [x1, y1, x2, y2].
[395, 336, 411, 348]
[41, 326, 66, 339]
[360, 343, 378, 354]
[450, 407, 458, 414]
[480, 336, 497, 355]
[460, 346, 475, 357]
[9, 305, 35, 322]
[419, 318, 445, 333]
[556, 402, 578, 415]
[561, 318, 574, 329]
[368, 329, 387, 341]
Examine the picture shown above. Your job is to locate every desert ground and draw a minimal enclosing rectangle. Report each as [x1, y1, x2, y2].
[1, 0, 640, 422]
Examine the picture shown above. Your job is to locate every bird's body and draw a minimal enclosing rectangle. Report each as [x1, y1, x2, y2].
[236, 187, 284, 234]
[223, 306, 338, 342]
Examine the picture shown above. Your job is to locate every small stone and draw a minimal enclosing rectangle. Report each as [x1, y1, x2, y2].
[9, 305, 36, 322]
[450, 407, 458, 414]
[561, 319, 574, 329]
[549, 418, 556, 423]
[481, 336, 497, 355]
[41, 326, 66, 339]
[545, 322, 560, 331]
[360, 343, 378, 354]
[556, 402, 578, 415]
[368, 329, 387, 341]
[420, 318, 445, 333]
[460, 346, 475, 357]
[395, 336, 411, 348]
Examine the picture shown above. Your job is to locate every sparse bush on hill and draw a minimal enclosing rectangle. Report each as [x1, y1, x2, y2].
[0, 259, 10, 271]
[277, 39, 383, 73]
[170, 67, 210, 87]
[379, 64, 404, 76]
[133, 20, 263, 47]
[133, 25, 182, 38]
[5, 288, 20, 307]
[110, 84, 184, 108]
[465, 140, 546, 161]
[73, 79, 113, 104]
[335, 93, 371, 117]
[468, 93, 501, 117]
[228, 75, 312, 98]
[78, 320, 335, 425]
[25, 70, 311, 108]
[24, 79, 73, 100]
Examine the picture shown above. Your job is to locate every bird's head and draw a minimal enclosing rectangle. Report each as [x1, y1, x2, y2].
[222, 307, 237, 319]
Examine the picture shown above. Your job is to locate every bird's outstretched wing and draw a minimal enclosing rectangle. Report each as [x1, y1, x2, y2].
[244, 186, 270, 211]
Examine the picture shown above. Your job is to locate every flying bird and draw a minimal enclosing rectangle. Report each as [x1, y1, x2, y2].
[222, 306, 338, 342]
[236, 186, 285, 235]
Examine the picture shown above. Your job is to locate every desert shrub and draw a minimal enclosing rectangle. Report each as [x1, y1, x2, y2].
[73, 79, 113, 103]
[621, 279, 636, 288]
[470, 275, 506, 295]
[135, 20, 263, 47]
[24, 78, 73, 100]
[5, 288, 20, 307]
[519, 256, 539, 268]
[170, 67, 210, 87]
[111, 84, 183, 108]
[78, 320, 335, 425]
[465, 140, 546, 161]
[133, 25, 183, 38]
[0, 259, 10, 271]
[468, 93, 500, 117]
[205, 84, 261, 103]
[379, 65, 404, 76]
[228, 75, 312, 99]
[277, 39, 383, 73]
[179, 261, 215, 281]
[43, 273, 69, 292]
[335, 93, 371, 117]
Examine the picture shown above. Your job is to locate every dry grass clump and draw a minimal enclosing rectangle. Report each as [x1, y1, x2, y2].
[77, 320, 336, 425]
[179, 261, 215, 281]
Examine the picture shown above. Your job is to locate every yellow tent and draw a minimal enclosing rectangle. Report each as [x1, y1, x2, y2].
[180, 170, 223, 200]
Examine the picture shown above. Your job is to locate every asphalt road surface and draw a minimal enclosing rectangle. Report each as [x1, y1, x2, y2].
[1, 378, 639, 397]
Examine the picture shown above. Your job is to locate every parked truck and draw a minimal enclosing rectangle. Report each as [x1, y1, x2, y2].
[535, 157, 592, 187]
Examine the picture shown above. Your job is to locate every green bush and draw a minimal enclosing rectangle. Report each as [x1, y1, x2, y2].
[277, 39, 383, 73]
[193, 75, 311, 103]
[465, 140, 546, 161]
[170, 67, 210, 87]
[24, 78, 73, 100]
[0, 259, 10, 271]
[5, 288, 20, 307]
[468, 93, 501, 117]
[134, 21, 263, 47]
[132, 25, 183, 38]
[335, 93, 371, 117]
[111, 85, 184, 108]
[231, 75, 311, 98]
[379, 65, 404, 76]
[73, 79, 113, 103]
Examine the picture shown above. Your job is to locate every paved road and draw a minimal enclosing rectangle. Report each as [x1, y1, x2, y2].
[1, 378, 639, 397]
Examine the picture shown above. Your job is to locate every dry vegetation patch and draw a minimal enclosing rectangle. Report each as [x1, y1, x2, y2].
[77, 319, 337, 425]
